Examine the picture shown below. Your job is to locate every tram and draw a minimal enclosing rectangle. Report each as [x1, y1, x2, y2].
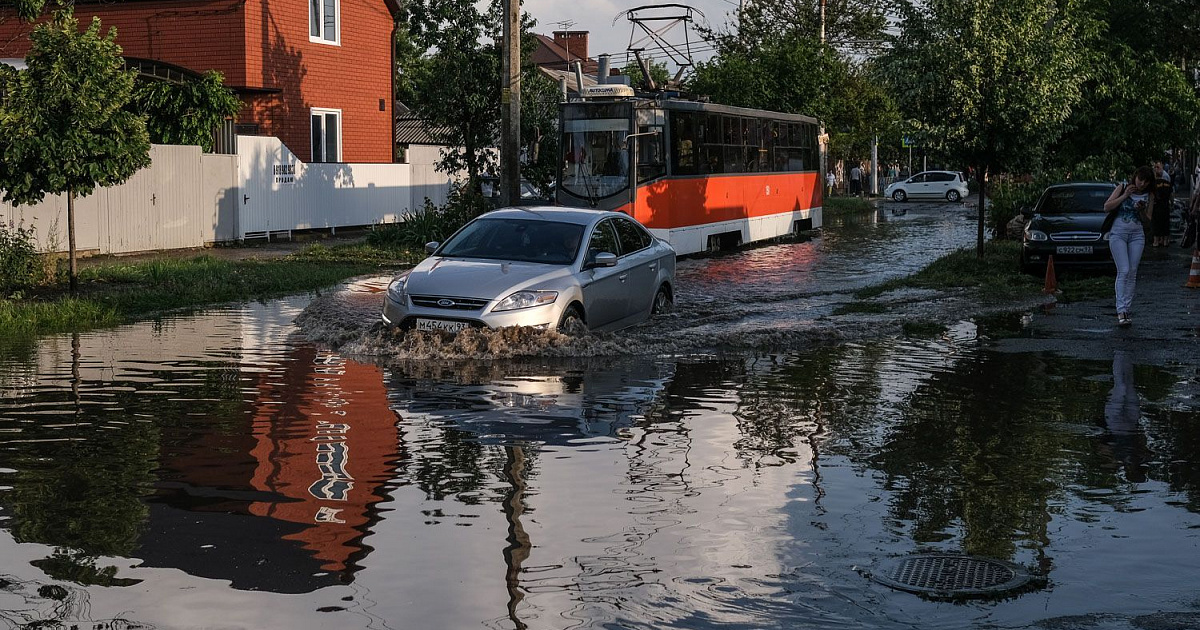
[557, 85, 823, 256]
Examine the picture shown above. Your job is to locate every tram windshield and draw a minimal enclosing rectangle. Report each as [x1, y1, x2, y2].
[561, 103, 632, 200]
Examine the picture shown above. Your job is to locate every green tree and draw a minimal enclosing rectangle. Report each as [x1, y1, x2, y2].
[621, 60, 671, 91]
[395, 0, 499, 187]
[1047, 0, 1200, 173]
[0, 10, 150, 292]
[691, 32, 897, 160]
[727, 0, 890, 47]
[128, 71, 240, 152]
[881, 0, 1085, 258]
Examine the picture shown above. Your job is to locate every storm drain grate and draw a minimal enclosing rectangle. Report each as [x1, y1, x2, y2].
[871, 554, 1032, 599]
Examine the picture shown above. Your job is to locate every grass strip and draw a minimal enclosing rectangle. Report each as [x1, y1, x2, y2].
[824, 196, 877, 216]
[2, 245, 416, 338]
[854, 241, 1038, 301]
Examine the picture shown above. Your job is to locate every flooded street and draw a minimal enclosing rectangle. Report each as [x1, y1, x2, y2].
[3, 205, 1200, 629]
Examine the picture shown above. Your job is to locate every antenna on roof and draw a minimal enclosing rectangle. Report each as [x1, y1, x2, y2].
[614, 4, 705, 93]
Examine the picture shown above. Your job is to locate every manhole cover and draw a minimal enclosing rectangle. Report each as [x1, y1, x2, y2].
[871, 554, 1032, 599]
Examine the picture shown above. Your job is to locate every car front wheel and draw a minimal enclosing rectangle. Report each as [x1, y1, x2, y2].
[558, 304, 586, 334]
[947, 190, 962, 202]
[892, 189, 907, 202]
[652, 285, 673, 315]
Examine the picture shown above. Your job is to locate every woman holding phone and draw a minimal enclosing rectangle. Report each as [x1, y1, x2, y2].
[1102, 165, 1155, 326]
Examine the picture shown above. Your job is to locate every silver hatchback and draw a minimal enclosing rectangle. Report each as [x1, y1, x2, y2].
[381, 207, 677, 333]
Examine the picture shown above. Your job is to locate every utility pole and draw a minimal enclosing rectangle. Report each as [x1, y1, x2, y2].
[500, 0, 521, 207]
[819, 0, 826, 44]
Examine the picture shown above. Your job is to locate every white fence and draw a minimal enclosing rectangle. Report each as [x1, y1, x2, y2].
[236, 136, 453, 240]
[1, 145, 239, 255]
[1, 137, 458, 254]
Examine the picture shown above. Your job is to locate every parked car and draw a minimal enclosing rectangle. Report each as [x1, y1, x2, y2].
[884, 170, 969, 202]
[1019, 182, 1117, 274]
[478, 177, 552, 206]
[382, 207, 677, 333]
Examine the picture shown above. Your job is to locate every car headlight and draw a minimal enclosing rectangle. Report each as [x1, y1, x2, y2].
[387, 273, 410, 302]
[493, 290, 558, 312]
[1025, 229, 1049, 242]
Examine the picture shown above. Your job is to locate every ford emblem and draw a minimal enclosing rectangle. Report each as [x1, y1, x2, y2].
[437, 299, 454, 307]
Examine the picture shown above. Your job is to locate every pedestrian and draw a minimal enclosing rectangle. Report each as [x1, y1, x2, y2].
[1102, 166, 1155, 326]
[826, 170, 836, 198]
[1151, 161, 1172, 247]
[849, 163, 862, 197]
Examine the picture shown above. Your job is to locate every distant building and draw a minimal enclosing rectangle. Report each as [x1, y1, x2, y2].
[531, 30, 598, 75]
[0, 0, 401, 163]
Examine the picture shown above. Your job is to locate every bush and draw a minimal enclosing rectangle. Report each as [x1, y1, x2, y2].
[0, 226, 43, 294]
[368, 187, 490, 251]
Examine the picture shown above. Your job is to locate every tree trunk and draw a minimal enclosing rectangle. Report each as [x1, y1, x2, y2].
[68, 189, 78, 295]
[976, 165, 987, 259]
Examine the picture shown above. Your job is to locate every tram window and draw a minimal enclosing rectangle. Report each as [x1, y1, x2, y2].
[671, 114, 698, 176]
[757, 147, 771, 172]
[702, 145, 724, 174]
[723, 145, 743, 173]
[743, 146, 758, 173]
[637, 125, 665, 182]
[707, 114, 722, 145]
[723, 116, 736, 144]
[787, 148, 807, 171]
[747, 120, 761, 150]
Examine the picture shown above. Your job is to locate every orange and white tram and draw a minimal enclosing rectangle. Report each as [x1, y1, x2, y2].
[557, 87, 823, 255]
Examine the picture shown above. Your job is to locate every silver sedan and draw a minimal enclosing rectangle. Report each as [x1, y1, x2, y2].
[381, 207, 677, 333]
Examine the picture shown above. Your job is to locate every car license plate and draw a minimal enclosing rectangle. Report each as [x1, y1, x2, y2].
[415, 319, 470, 333]
[1056, 246, 1093, 255]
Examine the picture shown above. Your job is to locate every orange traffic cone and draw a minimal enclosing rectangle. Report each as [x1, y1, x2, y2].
[1186, 252, 1200, 289]
[1043, 255, 1059, 294]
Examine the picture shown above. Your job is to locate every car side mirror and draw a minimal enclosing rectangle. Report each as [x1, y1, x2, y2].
[424, 241, 440, 255]
[1019, 206, 1033, 219]
[589, 252, 618, 269]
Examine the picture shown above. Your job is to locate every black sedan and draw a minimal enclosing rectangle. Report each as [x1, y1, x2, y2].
[1020, 182, 1117, 274]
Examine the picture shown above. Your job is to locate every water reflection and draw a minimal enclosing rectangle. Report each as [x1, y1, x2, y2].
[2, 303, 1200, 628]
[1100, 351, 1149, 483]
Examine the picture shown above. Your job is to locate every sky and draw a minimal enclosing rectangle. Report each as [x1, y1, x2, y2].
[520, 0, 737, 70]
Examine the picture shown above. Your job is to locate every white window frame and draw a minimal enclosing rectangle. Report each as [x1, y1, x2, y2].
[309, 0, 341, 46]
[311, 108, 343, 163]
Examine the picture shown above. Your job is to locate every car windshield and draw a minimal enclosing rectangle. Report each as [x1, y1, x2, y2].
[438, 218, 585, 265]
[1038, 187, 1113, 214]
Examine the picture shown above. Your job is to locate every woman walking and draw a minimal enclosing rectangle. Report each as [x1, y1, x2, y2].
[1102, 166, 1155, 326]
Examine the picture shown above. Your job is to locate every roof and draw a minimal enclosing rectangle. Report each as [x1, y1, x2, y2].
[538, 66, 600, 95]
[531, 34, 598, 74]
[482, 206, 617, 226]
[394, 116, 452, 145]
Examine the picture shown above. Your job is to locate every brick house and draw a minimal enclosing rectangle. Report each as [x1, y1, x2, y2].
[0, 0, 399, 163]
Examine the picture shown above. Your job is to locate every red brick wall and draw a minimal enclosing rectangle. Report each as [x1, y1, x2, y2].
[243, 0, 394, 163]
[1, 0, 395, 164]
[0, 0, 247, 85]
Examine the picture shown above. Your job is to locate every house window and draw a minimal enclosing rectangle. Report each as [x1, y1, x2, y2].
[311, 108, 342, 162]
[310, 0, 339, 44]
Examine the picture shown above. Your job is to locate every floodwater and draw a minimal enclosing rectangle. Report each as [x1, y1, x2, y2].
[2, 205, 1199, 630]
[299, 205, 982, 359]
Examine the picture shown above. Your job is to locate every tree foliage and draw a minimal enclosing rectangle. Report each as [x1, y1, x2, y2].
[0, 9, 151, 291]
[0, 10, 150, 206]
[728, 0, 890, 47]
[395, 0, 499, 185]
[1048, 0, 1200, 173]
[691, 32, 897, 159]
[880, 0, 1085, 256]
[128, 71, 240, 152]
